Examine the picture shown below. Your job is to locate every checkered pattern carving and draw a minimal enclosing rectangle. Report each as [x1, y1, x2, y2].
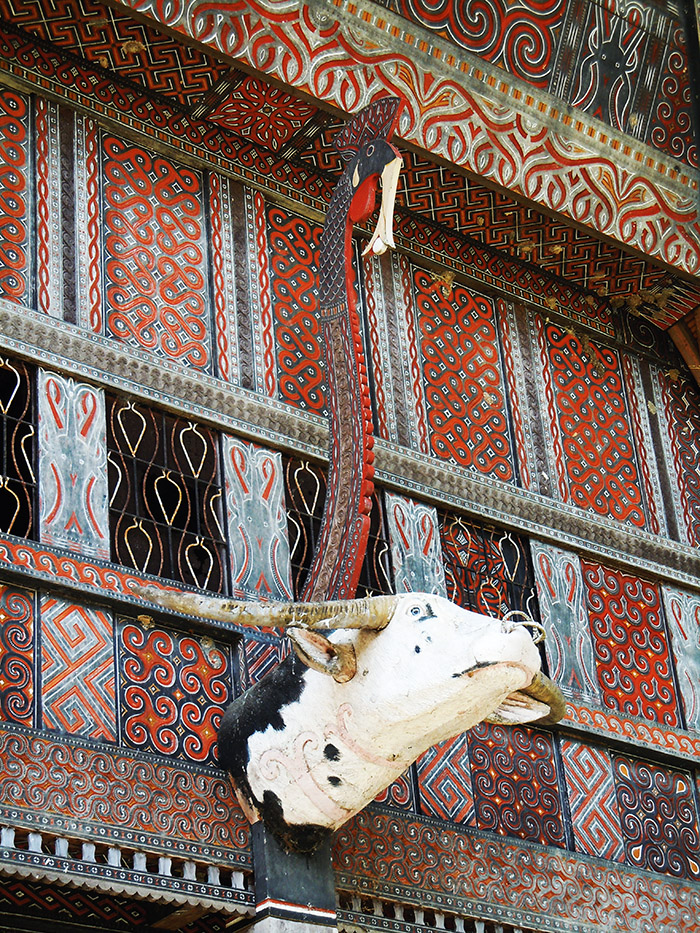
[416, 734, 475, 825]
[385, 492, 446, 595]
[40, 595, 116, 741]
[118, 617, 235, 764]
[560, 738, 624, 862]
[0, 584, 34, 727]
[582, 561, 680, 727]
[531, 541, 599, 702]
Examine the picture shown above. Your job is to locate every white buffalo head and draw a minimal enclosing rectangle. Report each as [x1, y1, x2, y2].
[133, 586, 564, 852]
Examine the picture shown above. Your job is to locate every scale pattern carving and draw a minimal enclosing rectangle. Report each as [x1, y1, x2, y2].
[414, 270, 513, 480]
[582, 560, 680, 727]
[118, 618, 234, 765]
[102, 135, 212, 371]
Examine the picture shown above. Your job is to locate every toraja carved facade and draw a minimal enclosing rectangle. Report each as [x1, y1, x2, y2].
[0, 0, 699, 931]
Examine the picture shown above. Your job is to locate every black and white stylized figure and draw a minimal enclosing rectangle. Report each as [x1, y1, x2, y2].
[132, 586, 564, 853]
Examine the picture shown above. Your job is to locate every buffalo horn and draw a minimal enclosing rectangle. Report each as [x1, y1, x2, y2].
[130, 584, 398, 631]
[520, 671, 566, 725]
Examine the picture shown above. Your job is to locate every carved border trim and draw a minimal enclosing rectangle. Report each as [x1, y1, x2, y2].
[2, 300, 700, 592]
[333, 808, 700, 933]
[116, 0, 700, 276]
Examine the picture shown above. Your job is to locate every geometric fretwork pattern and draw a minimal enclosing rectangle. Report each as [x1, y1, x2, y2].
[243, 635, 291, 688]
[416, 734, 475, 825]
[538, 319, 647, 528]
[118, 618, 234, 765]
[0, 584, 34, 727]
[467, 722, 566, 848]
[0, 86, 30, 306]
[266, 204, 325, 414]
[581, 561, 680, 727]
[101, 136, 212, 372]
[414, 269, 514, 481]
[612, 754, 700, 880]
[40, 595, 116, 741]
[560, 739, 624, 862]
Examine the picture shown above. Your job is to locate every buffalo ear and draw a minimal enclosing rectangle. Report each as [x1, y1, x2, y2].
[288, 627, 357, 683]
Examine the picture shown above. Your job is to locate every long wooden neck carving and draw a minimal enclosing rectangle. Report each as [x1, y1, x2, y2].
[301, 98, 403, 601]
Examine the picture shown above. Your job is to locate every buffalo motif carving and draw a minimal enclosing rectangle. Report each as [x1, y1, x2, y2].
[133, 586, 564, 852]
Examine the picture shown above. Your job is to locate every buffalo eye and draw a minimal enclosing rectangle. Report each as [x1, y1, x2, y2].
[410, 605, 422, 616]
[415, 645, 421, 654]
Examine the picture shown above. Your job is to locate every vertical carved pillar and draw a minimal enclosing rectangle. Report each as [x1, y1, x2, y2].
[531, 541, 600, 703]
[385, 491, 446, 595]
[37, 369, 109, 559]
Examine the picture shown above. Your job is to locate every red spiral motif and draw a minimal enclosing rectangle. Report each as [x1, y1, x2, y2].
[612, 754, 700, 879]
[119, 621, 234, 765]
[467, 722, 566, 848]
[0, 585, 33, 727]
